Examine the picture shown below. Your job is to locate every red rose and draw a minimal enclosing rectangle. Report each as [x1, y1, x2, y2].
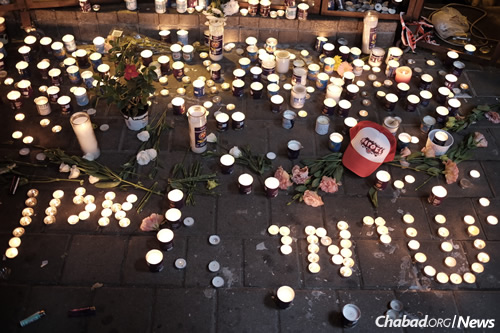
[124, 64, 139, 80]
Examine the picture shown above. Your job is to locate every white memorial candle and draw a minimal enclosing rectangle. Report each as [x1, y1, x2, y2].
[70, 112, 100, 159]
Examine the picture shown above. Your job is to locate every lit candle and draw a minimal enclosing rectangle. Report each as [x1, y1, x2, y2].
[304, 225, 316, 235]
[363, 216, 374, 226]
[341, 248, 352, 258]
[44, 216, 56, 225]
[477, 252, 490, 263]
[53, 190, 64, 199]
[75, 187, 86, 196]
[276, 286, 295, 309]
[25, 198, 37, 207]
[337, 221, 349, 230]
[377, 226, 389, 235]
[308, 244, 319, 253]
[98, 217, 110, 227]
[375, 217, 386, 226]
[279, 226, 291, 236]
[119, 218, 130, 228]
[13, 227, 25, 237]
[469, 170, 480, 179]
[114, 210, 126, 220]
[471, 262, 484, 273]
[105, 191, 116, 201]
[40, 119, 50, 127]
[308, 253, 320, 263]
[444, 257, 457, 267]
[341, 239, 352, 249]
[5, 247, 18, 259]
[403, 214, 414, 224]
[45, 207, 57, 216]
[84, 195, 95, 204]
[67, 215, 80, 225]
[474, 239, 486, 250]
[307, 235, 319, 244]
[308, 262, 321, 274]
[479, 197, 490, 207]
[414, 252, 427, 263]
[434, 214, 446, 224]
[52, 125, 62, 133]
[464, 44, 476, 55]
[268, 225, 280, 235]
[450, 273, 462, 285]
[85, 203, 97, 213]
[406, 227, 418, 238]
[145, 249, 164, 272]
[463, 215, 475, 225]
[486, 215, 498, 225]
[280, 244, 292, 255]
[102, 200, 113, 209]
[19, 217, 31, 226]
[332, 254, 344, 265]
[121, 202, 133, 211]
[111, 203, 122, 213]
[9, 237, 21, 248]
[423, 265, 436, 277]
[320, 236, 333, 246]
[408, 240, 420, 250]
[339, 230, 351, 239]
[395, 66, 412, 84]
[436, 272, 449, 284]
[438, 227, 450, 238]
[428, 186, 447, 206]
[393, 180, 405, 190]
[70, 112, 100, 159]
[315, 227, 327, 238]
[101, 208, 112, 217]
[340, 266, 353, 277]
[73, 196, 84, 205]
[15, 113, 25, 121]
[463, 272, 476, 284]
[328, 245, 340, 255]
[22, 208, 34, 217]
[79, 211, 90, 221]
[12, 131, 23, 139]
[468, 226, 480, 237]
[380, 234, 392, 244]
[281, 236, 293, 246]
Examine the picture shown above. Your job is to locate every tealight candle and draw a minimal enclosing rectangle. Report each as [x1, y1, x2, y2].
[13, 227, 25, 237]
[304, 225, 316, 235]
[328, 245, 340, 255]
[436, 272, 449, 284]
[23, 136, 34, 144]
[280, 244, 292, 255]
[67, 215, 79, 225]
[308, 253, 320, 263]
[85, 203, 97, 213]
[375, 217, 386, 226]
[363, 216, 374, 226]
[315, 227, 327, 238]
[380, 234, 392, 244]
[486, 215, 498, 225]
[408, 240, 420, 250]
[403, 214, 414, 224]
[423, 265, 436, 277]
[281, 236, 293, 246]
[40, 119, 51, 127]
[337, 221, 349, 230]
[341, 248, 352, 258]
[126, 194, 138, 203]
[12, 131, 23, 139]
[25, 198, 37, 207]
[121, 202, 133, 211]
[444, 257, 456, 268]
[115, 210, 126, 220]
[469, 170, 480, 179]
[268, 225, 280, 235]
[343, 258, 355, 268]
[438, 227, 450, 238]
[43, 216, 56, 225]
[339, 230, 351, 239]
[468, 226, 480, 237]
[308, 243, 319, 253]
[146, 249, 164, 272]
[45, 207, 57, 216]
[19, 216, 31, 226]
[9, 237, 21, 248]
[22, 208, 34, 217]
[15, 113, 25, 121]
[406, 227, 418, 238]
[101, 208, 112, 217]
[464, 44, 476, 55]
[307, 235, 319, 244]
[275, 285, 295, 309]
[78, 211, 90, 220]
[72, 196, 84, 205]
[111, 203, 122, 213]
[477, 252, 490, 263]
[377, 226, 389, 235]
[434, 214, 446, 224]
[339, 266, 352, 277]
[53, 190, 64, 199]
[332, 254, 344, 265]
[463, 215, 475, 225]
[280, 226, 291, 236]
[479, 197, 490, 207]
[414, 252, 427, 263]
[463, 272, 476, 284]
[471, 262, 484, 273]
[450, 273, 462, 285]
[119, 218, 131, 228]
[98, 217, 110, 227]
[5, 247, 18, 259]
[393, 180, 404, 190]
[320, 237, 333, 246]
[474, 239, 486, 250]
[52, 125, 62, 133]
[340, 239, 352, 249]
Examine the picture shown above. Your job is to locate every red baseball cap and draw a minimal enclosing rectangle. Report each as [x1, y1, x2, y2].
[342, 121, 397, 177]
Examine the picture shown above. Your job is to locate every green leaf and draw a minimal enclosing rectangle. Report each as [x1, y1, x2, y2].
[427, 167, 441, 176]
[415, 164, 430, 171]
[311, 178, 320, 188]
[476, 104, 490, 111]
[295, 185, 308, 193]
[314, 170, 322, 178]
[94, 181, 122, 188]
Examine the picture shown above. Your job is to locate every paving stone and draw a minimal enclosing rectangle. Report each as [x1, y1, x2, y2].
[279, 289, 341, 332]
[482, 161, 500, 197]
[240, 16, 260, 28]
[22, 286, 91, 333]
[6, 234, 70, 284]
[77, 11, 98, 24]
[239, 28, 260, 43]
[454, 291, 500, 330]
[178, 14, 199, 27]
[376, 197, 433, 240]
[217, 194, 269, 236]
[0, 285, 29, 332]
[138, 12, 159, 27]
[117, 10, 138, 24]
[465, 70, 500, 97]
[185, 236, 242, 288]
[300, 239, 362, 289]
[279, 30, 299, 44]
[244, 238, 301, 287]
[88, 287, 153, 333]
[423, 198, 484, 241]
[271, 194, 324, 231]
[268, 118, 317, 159]
[444, 161, 493, 198]
[62, 235, 127, 284]
[153, 288, 215, 332]
[34, 9, 57, 22]
[55, 10, 77, 25]
[159, 13, 179, 27]
[394, 290, 462, 333]
[356, 239, 417, 289]
[123, 235, 186, 286]
[338, 289, 402, 333]
[323, 196, 376, 239]
[461, 240, 500, 289]
[217, 288, 278, 332]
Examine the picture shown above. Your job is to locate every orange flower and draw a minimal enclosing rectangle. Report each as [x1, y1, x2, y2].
[443, 159, 459, 184]
[124, 64, 139, 80]
[303, 190, 324, 207]
[336, 62, 353, 77]
[421, 146, 436, 158]
[319, 176, 340, 193]
[274, 166, 293, 190]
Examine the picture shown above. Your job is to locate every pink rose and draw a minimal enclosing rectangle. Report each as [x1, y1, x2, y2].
[303, 190, 324, 207]
[140, 213, 163, 231]
[319, 176, 340, 193]
[474, 132, 488, 148]
[400, 147, 411, 158]
[485, 111, 500, 124]
[274, 166, 293, 190]
[421, 146, 436, 158]
[443, 159, 459, 184]
[291, 165, 310, 185]
[337, 63, 353, 77]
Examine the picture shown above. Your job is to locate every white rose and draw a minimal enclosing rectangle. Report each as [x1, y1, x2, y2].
[68, 165, 80, 179]
[207, 133, 217, 143]
[229, 146, 242, 158]
[137, 130, 150, 142]
[137, 150, 151, 165]
[59, 163, 70, 173]
[89, 175, 100, 184]
[145, 148, 157, 160]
